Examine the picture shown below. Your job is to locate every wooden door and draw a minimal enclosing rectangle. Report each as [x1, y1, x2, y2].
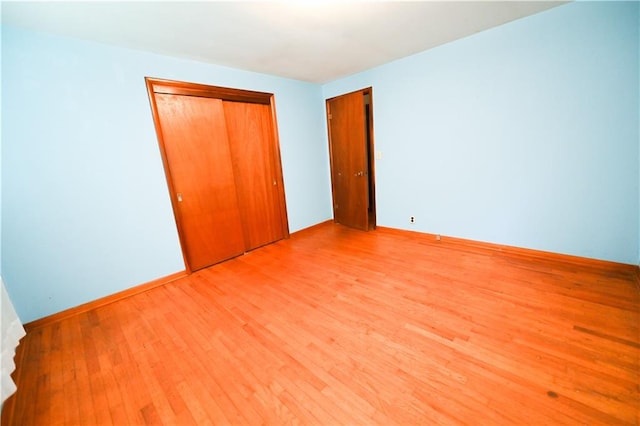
[327, 90, 369, 231]
[224, 101, 287, 250]
[153, 94, 246, 270]
[147, 78, 290, 272]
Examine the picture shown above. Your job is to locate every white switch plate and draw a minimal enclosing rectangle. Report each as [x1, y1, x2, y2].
[375, 151, 382, 160]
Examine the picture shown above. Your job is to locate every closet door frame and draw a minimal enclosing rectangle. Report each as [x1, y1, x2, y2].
[145, 77, 290, 272]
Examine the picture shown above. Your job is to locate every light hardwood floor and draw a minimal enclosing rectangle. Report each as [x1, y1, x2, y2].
[3, 223, 639, 425]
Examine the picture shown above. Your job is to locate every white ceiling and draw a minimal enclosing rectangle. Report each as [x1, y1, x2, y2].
[1, 1, 566, 83]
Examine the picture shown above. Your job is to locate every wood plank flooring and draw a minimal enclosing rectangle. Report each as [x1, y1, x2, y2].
[3, 223, 639, 425]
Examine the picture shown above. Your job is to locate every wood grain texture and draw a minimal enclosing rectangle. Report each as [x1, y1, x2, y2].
[147, 78, 289, 271]
[224, 100, 287, 251]
[327, 90, 369, 231]
[22, 271, 187, 332]
[155, 94, 246, 270]
[147, 77, 272, 105]
[3, 223, 638, 425]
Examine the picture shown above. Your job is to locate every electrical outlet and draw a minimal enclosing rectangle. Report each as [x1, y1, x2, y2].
[410, 216, 415, 224]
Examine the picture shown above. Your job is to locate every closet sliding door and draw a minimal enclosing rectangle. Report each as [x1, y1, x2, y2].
[146, 78, 289, 272]
[152, 94, 246, 271]
[224, 101, 287, 250]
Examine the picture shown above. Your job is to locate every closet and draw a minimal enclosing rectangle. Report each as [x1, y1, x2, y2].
[145, 78, 289, 272]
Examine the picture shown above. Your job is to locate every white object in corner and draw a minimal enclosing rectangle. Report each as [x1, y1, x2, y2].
[1, 276, 26, 410]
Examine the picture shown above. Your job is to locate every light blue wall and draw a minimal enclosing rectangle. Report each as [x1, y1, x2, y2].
[324, 1, 639, 265]
[2, 26, 332, 322]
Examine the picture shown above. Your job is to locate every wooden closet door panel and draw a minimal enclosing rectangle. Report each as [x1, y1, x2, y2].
[223, 101, 286, 250]
[155, 94, 245, 270]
